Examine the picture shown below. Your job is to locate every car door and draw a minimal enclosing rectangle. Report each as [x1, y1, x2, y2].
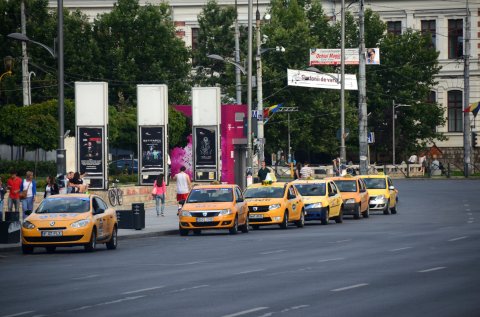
[234, 187, 247, 225]
[286, 184, 301, 220]
[358, 179, 368, 212]
[92, 197, 108, 240]
[98, 197, 114, 236]
[328, 182, 342, 217]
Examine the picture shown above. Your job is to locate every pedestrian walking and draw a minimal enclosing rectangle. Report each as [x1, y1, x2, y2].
[153, 173, 167, 216]
[174, 166, 191, 211]
[0, 176, 6, 221]
[7, 170, 22, 213]
[294, 162, 302, 180]
[44, 176, 59, 198]
[20, 171, 37, 218]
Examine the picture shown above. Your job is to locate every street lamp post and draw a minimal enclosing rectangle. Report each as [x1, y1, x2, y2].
[8, 0, 65, 178]
[392, 101, 411, 165]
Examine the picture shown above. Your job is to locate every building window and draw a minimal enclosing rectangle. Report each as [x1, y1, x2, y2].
[191, 27, 199, 51]
[448, 19, 463, 59]
[421, 20, 436, 49]
[387, 21, 402, 35]
[427, 91, 436, 104]
[448, 90, 462, 132]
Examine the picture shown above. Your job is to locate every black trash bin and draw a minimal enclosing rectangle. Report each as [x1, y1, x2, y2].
[132, 203, 145, 230]
[116, 210, 134, 229]
[5, 212, 20, 221]
[0, 221, 21, 243]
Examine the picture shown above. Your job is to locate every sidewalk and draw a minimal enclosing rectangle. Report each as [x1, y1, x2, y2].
[0, 204, 180, 253]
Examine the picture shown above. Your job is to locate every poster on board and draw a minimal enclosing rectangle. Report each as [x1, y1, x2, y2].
[140, 126, 164, 170]
[78, 127, 105, 189]
[194, 127, 216, 167]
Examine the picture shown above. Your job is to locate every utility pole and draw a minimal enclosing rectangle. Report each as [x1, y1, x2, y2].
[463, 0, 471, 177]
[358, 0, 368, 175]
[247, 0, 253, 173]
[256, 6, 265, 163]
[57, 0, 66, 177]
[340, 0, 346, 163]
[234, 0, 242, 105]
[21, 0, 29, 106]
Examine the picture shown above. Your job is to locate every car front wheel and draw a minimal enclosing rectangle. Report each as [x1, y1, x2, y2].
[84, 229, 97, 252]
[106, 226, 118, 250]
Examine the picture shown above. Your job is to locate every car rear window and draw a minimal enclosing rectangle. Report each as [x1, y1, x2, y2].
[294, 183, 326, 196]
[244, 187, 285, 199]
[334, 180, 357, 192]
[35, 198, 90, 213]
[187, 188, 233, 203]
[363, 178, 386, 189]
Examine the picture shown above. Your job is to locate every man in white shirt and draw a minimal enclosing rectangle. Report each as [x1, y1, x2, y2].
[300, 163, 314, 179]
[174, 166, 191, 211]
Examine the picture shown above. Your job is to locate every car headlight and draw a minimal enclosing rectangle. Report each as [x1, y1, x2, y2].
[269, 204, 281, 210]
[373, 195, 386, 202]
[22, 221, 35, 229]
[305, 203, 322, 209]
[181, 210, 192, 217]
[71, 219, 90, 228]
[345, 199, 356, 204]
[219, 209, 232, 216]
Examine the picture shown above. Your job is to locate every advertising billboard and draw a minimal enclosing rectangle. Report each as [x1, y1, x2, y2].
[77, 127, 105, 189]
[194, 126, 216, 167]
[140, 126, 164, 170]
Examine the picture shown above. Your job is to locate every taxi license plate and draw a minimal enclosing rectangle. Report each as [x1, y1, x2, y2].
[196, 217, 214, 222]
[41, 231, 63, 237]
[249, 214, 263, 219]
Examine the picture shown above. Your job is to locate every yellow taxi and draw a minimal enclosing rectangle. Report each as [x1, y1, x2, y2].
[327, 175, 370, 219]
[244, 182, 304, 229]
[292, 179, 343, 225]
[178, 184, 249, 236]
[21, 194, 118, 254]
[359, 174, 398, 215]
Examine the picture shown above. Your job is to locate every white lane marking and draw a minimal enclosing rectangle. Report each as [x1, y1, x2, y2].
[464, 204, 470, 207]
[418, 267, 446, 273]
[2, 312, 35, 317]
[221, 307, 269, 317]
[72, 274, 99, 280]
[281, 305, 310, 312]
[97, 295, 145, 306]
[260, 250, 286, 255]
[389, 247, 413, 252]
[468, 221, 474, 224]
[174, 261, 205, 266]
[0, 255, 8, 258]
[31, 315, 47, 317]
[234, 269, 265, 275]
[318, 258, 344, 263]
[169, 284, 209, 294]
[466, 209, 471, 212]
[68, 305, 92, 312]
[467, 213, 473, 216]
[448, 236, 467, 242]
[331, 283, 368, 292]
[335, 239, 352, 243]
[122, 286, 165, 295]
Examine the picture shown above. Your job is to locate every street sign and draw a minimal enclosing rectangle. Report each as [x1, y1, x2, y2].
[368, 132, 375, 144]
[252, 110, 258, 118]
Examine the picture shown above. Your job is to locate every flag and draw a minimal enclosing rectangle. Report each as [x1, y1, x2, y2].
[464, 102, 480, 117]
[263, 103, 283, 119]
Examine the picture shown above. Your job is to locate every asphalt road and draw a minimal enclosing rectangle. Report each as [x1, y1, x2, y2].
[1, 179, 479, 317]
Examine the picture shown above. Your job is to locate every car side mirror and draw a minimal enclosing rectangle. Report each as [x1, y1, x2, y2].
[25, 210, 32, 216]
[237, 197, 244, 203]
[360, 188, 366, 193]
[179, 200, 185, 206]
[389, 186, 395, 190]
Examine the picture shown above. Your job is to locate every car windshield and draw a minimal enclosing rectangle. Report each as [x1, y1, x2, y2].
[35, 197, 90, 213]
[244, 187, 285, 199]
[363, 178, 386, 189]
[335, 180, 357, 193]
[294, 184, 326, 196]
[187, 188, 233, 203]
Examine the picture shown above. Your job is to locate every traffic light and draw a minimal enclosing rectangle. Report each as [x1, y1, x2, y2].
[472, 131, 478, 148]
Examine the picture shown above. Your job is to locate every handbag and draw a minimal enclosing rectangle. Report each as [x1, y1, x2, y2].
[19, 181, 31, 200]
[151, 186, 157, 196]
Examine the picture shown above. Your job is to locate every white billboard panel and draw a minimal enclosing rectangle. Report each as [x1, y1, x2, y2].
[137, 85, 168, 126]
[287, 69, 358, 90]
[309, 48, 380, 65]
[75, 82, 108, 126]
[192, 87, 221, 126]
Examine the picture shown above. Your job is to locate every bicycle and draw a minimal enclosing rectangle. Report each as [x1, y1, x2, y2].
[108, 179, 123, 206]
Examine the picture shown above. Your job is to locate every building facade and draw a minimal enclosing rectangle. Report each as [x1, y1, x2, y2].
[48, 0, 480, 166]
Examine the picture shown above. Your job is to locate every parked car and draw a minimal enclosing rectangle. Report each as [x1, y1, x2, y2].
[327, 175, 370, 219]
[109, 159, 138, 174]
[21, 194, 118, 254]
[359, 174, 398, 215]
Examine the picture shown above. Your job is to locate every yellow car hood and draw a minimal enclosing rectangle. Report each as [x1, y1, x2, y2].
[182, 202, 233, 211]
[366, 189, 389, 197]
[27, 212, 90, 224]
[246, 198, 284, 205]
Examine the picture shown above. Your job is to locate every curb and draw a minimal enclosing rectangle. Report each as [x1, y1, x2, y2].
[0, 229, 179, 253]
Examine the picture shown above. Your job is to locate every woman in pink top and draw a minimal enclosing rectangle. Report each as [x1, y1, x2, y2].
[153, 173, 166, 216]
